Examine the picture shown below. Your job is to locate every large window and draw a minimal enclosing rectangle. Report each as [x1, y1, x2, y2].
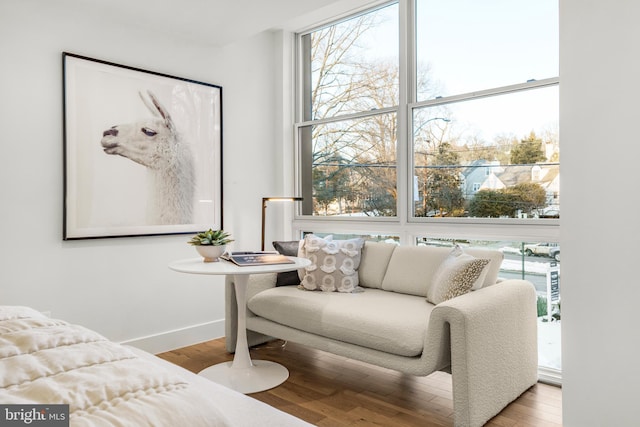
[296, 0, 558, 221]
[298, 3, 399, 217]
[412, 0, 559, 219]
[413, 85, 559, 219]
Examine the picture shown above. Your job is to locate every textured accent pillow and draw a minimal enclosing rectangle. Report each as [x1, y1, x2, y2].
[427, 245, 490, 304]
[300, 234, 365, 293]
[272, 240, 303, 287]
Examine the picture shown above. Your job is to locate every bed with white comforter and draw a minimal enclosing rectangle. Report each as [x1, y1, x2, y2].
[0, 306, 312, 426]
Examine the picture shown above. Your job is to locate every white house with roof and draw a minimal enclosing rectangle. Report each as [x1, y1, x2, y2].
[462, 160, 560, 211]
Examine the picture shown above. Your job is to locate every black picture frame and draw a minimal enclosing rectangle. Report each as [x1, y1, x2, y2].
[62, 52, 222, 240]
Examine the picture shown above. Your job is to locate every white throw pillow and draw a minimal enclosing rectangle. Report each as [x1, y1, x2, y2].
[427, 245, 490, 304]
[300, 234, 365, 293]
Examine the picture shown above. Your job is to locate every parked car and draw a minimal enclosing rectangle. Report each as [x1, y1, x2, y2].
[549, 246, 560, 262]
[523, 242, 559, 257]
[539, 209, 560, 218]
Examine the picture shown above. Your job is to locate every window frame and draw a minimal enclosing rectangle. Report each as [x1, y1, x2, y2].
[408, 78, 559, 222]
[292, 0, 559, 246]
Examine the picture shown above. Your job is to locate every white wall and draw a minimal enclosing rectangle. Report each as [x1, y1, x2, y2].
[0, 0, 286, 352]
[560, 1, 640, 425]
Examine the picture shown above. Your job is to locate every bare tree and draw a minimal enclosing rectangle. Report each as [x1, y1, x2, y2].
[308, 11, 399, 216]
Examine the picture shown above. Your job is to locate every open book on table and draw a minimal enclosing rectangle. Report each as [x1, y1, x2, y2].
[220, 251, 295, 266]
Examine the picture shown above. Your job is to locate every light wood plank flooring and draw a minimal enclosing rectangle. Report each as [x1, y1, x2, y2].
[156, 338, 562, 426]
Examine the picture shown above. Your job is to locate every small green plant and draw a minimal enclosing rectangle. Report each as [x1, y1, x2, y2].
[188, 229, 233, 246]
[536, 295, 548, 317]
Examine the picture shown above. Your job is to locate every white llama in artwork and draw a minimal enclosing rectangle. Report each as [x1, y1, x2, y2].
[100, 90, 194, 225]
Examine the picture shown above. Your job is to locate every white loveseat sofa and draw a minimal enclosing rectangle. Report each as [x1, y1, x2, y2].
[225, 241, 538, 427]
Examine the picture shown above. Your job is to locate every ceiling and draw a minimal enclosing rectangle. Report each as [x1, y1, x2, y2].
[77, 0, 346, 46]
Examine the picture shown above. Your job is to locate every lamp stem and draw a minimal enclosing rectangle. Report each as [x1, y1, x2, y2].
[261, 198, 268, 251]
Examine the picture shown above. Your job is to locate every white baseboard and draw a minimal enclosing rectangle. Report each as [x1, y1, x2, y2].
[538, 366, 562, 386]
[120, 319, 225, 355]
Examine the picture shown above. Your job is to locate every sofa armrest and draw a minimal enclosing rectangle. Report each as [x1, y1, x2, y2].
[431, 279, 538, 427]
[224, 273, 279, 353]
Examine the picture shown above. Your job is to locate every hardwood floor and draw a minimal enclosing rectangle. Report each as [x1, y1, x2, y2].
[156, 338, 562, 426]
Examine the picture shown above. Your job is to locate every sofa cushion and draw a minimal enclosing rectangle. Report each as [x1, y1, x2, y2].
[427, 246, 491, 304]
[247, 287, 433, 357]
[299, 235, 365, 293]
[380, 245, 505, 297]
[272, 240, 303, 287]
[381, 246, 449, 296]
[357, 241, 397, 289]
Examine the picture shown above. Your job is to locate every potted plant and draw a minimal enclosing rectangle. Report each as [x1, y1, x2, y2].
[188, 229, 233, 262]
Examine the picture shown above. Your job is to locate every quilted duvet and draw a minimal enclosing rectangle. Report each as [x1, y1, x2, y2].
[0, 306, 230, 426]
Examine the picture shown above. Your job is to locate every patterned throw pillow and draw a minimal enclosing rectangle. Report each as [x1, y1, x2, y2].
[427, 245, 490, 304]
[300, 235, 365, 293]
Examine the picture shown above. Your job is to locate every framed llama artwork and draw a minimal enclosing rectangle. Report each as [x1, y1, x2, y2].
[62, 52, 222, 239]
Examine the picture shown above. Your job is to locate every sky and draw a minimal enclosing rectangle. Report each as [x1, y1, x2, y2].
[355, 0, 559, 143]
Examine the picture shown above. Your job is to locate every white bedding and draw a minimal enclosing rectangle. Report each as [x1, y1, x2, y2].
[0, 306, 313, 427]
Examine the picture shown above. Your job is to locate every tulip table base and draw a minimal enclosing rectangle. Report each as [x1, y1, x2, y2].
[198, 360, 289, 394]
[168, 256, 311, 394]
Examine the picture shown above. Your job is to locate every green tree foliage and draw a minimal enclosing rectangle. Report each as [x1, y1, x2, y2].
[423, 143, 465, 216]
[510, 131, 546, 164]
[469, 182, 547, 218]
[506, 182, 547, 214]
[468, 189, 514, 217]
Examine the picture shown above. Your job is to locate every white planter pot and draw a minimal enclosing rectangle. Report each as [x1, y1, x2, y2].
[195, 245, 226, 262]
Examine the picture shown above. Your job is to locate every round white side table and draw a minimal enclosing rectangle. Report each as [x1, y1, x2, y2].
[168, 256, 310, 394]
